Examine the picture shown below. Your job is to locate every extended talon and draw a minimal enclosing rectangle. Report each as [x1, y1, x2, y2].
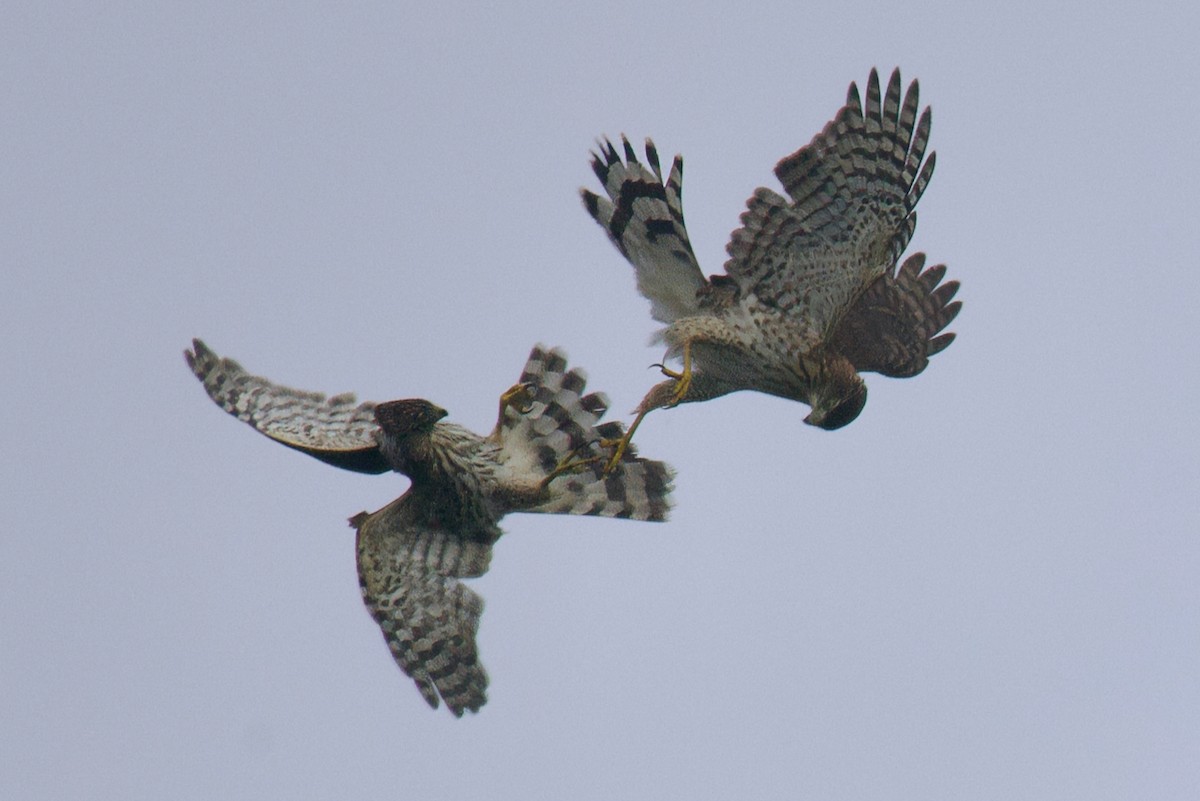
[650, 362, 684, 380]
[649, 342, 693, 408]
[499, 381, 537, 416]
[489, 382, 538, 440]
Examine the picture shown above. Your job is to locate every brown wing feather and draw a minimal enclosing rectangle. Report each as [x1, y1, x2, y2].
[352, 496, 495, 717]
[829, 253, 961, 377]
[723, 68, 935, 340]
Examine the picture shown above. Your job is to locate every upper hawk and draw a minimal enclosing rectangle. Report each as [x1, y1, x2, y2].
[583, 68, 961, 464]
[186, 340, 673, 716]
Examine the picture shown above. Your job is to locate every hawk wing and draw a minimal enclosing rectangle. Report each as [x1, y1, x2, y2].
[499, 345, 674, 521]
[724, 68, 935, 341]
[352, 497, 497, 717]
[185, 339, 389, 474]
[830, 253, 961, 377]
[581, 138, 708, 323]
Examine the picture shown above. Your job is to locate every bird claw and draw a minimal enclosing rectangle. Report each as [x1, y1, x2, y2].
[652, 341, 692, 407]
[649, 362, 683, 380]
[499, 382, 537, 415]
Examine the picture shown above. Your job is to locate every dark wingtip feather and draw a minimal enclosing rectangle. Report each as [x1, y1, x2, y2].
[898, 252, 926, 278]
[185, 337, 210, 371]
[866, 68, 882, 118]
[644, 138, 661, 179]
[927, 331, 956, 356]
[589, 152, 609, 185]
[621, 135, 638, 163]
[933, 280, 960, 306]
[581, 188, 601, 218]
[921, 263, 947, 288]
[941, 299, 963, 326]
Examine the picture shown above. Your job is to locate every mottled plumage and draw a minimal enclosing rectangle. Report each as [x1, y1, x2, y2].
[186, 340, 674, 716]
[583, 68, 961, 459]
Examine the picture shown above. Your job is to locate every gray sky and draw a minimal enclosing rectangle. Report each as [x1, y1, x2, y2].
[4, 2, 1198, 799]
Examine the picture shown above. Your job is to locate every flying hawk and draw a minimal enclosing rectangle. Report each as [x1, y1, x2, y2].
[583, 68, 961, 467]
[186, 340, 673, 715]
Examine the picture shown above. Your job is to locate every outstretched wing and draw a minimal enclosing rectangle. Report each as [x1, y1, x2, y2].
[185, 338, 389, 474]
[582, 137, 708, 323]
[352, 497, 496, 717]
[724, 68, 935, 340]
[829, 253, 961, 377]
[500, 345, 674, 521]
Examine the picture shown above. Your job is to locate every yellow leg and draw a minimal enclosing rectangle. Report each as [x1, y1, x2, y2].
[667, 341, 693, 406]
[539, 440, 601, 490]
[601, 342, 693, 474]
[601, 407, 650, 474]
[649, 342, 693, 404]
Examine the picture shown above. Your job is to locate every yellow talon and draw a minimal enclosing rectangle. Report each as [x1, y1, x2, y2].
[498, 381, 536, 417]
[491, 382, 537, 440]
[601, 342, 693, 474]
[666, 341, 693, 406]
[652, 363, 683, 380]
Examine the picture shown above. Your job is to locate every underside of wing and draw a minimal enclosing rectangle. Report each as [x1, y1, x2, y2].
[724, 68, 936, 339]
[582, 137, 708, 323]
[352, 495, 496, 716]
[185, 339, 389, 474]
[829, 253, 961, 377]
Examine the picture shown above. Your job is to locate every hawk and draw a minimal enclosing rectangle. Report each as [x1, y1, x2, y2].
[583, 68, 961, 466]
[185, 339, 674, 716]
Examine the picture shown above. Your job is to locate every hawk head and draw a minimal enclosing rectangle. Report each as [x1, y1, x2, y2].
[803, 359, 867, 430]
[804, 381, 867, 430]
[374, 399, 448, 436]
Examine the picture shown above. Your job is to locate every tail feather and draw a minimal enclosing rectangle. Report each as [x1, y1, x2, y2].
[502, 345, 674, 522]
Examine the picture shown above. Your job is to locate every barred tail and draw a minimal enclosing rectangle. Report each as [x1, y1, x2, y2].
[501, 345, 675, 522]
